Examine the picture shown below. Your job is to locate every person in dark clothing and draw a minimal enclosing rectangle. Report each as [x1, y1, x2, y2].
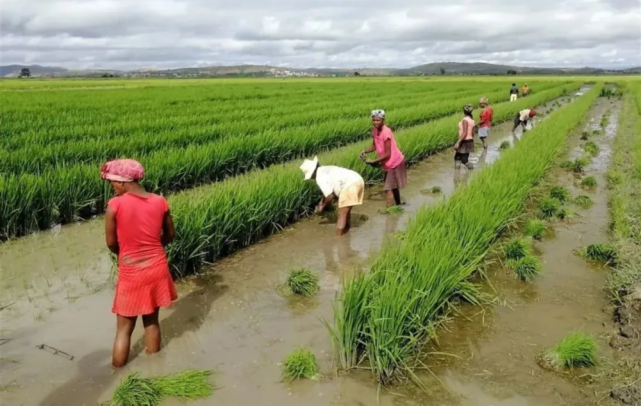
[510, 83, 519, 102]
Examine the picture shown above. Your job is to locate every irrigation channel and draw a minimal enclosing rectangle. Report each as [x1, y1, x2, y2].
[0, 87, 626, 405]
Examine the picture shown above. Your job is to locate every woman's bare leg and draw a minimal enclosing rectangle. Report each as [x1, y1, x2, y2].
[142, 308, 161, 354]
[336, 207, 351, 236]
[385, 190, 395, 206]
[113, 315, 137, 367]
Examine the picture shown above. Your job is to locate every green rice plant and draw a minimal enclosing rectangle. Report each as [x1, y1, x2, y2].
[524, 219, 547, 240]
[580, 131, 590, 140]
[329, 85, 601, 382]
[582, 243, 617, 263]
[282, 347, 320, 382]
[592, 129, 602, 136]
[508, 254, 542, 282]
[581, 176, 597, 187]
[561, 157, 589, 173]
[539, 197, 561, 219]
[284, 269, 319, 297]
[606, 170, 622, 187]
[574, 195, 593, 208]
[582, 141, 599, 156]
[539, 332, 598, 370]
[110, 373, 161, 406]
[503, 238, 530, 261]
[556, 206, 573, 220]
[549, 186, 571, 203]
[499, 141, 510, 150]
[431, 186, 442, 193]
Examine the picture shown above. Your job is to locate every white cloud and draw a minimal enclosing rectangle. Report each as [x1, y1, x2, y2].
[0, 0, 639, 70]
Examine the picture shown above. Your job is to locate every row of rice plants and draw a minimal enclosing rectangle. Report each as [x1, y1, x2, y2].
[606, 83, 641, 303]
[161, 82, 581, 276]
[1, 83, 513, 174]
[0, 83, 575, 239]
[0, 81, 454, 145]
[328, 84, 601, 384]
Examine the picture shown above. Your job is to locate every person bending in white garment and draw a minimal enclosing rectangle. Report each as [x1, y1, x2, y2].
[300, 156, 365, 236]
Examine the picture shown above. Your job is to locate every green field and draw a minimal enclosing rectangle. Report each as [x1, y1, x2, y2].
[1, 77, 571, 242]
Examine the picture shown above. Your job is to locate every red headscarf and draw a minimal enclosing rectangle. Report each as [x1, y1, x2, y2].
[529, 109, 537, 117]
[101, 159, 144, 182]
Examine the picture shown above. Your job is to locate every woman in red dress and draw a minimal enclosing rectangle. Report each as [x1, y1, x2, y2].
[101, 159, 177, 368]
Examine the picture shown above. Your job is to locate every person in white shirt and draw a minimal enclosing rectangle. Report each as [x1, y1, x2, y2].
[512, 108, 537, 133]
[300, 156, 365, 236]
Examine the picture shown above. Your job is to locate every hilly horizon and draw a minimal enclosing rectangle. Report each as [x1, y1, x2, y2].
[2, 62, 639, 78]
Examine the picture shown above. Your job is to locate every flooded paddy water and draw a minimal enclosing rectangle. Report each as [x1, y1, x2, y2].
[2, 90, 626, 406]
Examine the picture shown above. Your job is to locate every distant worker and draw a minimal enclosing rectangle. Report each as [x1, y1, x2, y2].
[513, 108, 537, 133]
[510, 83, 519, 102]
[477, 97, 493, 150]
[101, 159, 177, 368]
[300, 156, 365, 236]
[522, 83, 530, 97]
[360, 110, 407, 207]
[454, 104, 475, 170]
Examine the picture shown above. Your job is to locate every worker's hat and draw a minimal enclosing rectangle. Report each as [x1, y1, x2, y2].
[300, 156, 319, 180]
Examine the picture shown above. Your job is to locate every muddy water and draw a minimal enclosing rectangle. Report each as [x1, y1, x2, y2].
[0, 93, 583, 406]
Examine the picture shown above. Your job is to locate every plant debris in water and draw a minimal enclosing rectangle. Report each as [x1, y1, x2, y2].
[504, 238, 530, 261]
[583, 141, 600, 157]
[380, 205, 404, 214]
[109, 370, 213, 406]
[499, 141, 510, 150]
[550, 186, 571, 203]
[525, 219, 547, 240]
[284, 269, 319, 297]
[282, 347, 320, 382]
[582, 243, 617, 264]
[574, 195, 594, 208]
[539, 332, 598, 370]
[420, 186, 442, 195]
[581, 176, 597, 188]
[539, 197, 561, 219]
[508, 254, 542, 282]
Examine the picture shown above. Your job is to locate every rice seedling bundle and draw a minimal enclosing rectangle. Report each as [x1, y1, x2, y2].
[525, 219, 547, 240]
[284, 269, 319, 297]
[508, 254, 542, 282]
[583, 243, 617, 263]
[503, 238, 530, 260]
[329, 84, 601, 383]
[109, 370, 213, 406]
[549, 186, 571, 203]
[539, 197, 561, 219]
[583, 141, 600, 156]
[581, 176, 597, 187]
[574, 195, 593, 208]
[539, 332, 598, 370]
[0, 81, 573, 239]
[499, 141, 511, 150]
[282, 348, 320, 382]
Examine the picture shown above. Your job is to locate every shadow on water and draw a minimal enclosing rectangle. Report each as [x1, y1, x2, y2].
[38, 275, 228, 406]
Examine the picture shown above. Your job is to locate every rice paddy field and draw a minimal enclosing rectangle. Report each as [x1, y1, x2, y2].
[1, 76, 641, 406]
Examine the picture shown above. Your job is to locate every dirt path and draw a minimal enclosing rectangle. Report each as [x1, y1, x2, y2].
[0, 92, 586, 406]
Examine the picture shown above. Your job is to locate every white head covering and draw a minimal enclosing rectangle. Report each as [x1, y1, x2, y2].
[299, 156, 319, 180]
[371, 109, 385, 119]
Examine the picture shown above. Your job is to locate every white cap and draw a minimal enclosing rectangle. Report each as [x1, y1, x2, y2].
[299, 156, 319, 180]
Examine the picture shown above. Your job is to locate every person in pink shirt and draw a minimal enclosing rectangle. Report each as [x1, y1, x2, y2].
[359, 109, 407, 207]
[454, 104, 475, 170]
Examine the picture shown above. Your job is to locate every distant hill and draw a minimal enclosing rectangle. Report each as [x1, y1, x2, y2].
[1, 62, 638, 79]
[0, 64, 68, 77]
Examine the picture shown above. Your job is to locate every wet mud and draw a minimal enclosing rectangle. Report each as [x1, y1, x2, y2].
[0, 93, 592, 406]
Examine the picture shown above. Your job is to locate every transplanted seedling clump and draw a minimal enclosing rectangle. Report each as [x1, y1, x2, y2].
[503, 238, 530, 261]
[525, 219, 547, 240]
[581, 176, 597, 188]
[538, 332, 598, 371]
[583, 141, 599, 157]
[500, 141, 510, 150]
[574, 195, 593, 208]
[508, 254, 542, 282]
[582, 243, 617, 264]
[284, 269, 319, 297]
[549, 186, 571, 203]
[282, 347, 320, 382]
[539, 197, 561, 219]
[381, 205, 404, 214]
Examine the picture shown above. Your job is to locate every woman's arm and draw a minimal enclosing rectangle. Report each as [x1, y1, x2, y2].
[368, 139, 392, 164]
[105, 206, 119, 255]
[316, 193, 336, 212]
[361, 141, 376, 155]
[161, 210, 176, 247]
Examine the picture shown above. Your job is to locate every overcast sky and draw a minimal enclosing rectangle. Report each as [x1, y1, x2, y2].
[1, 0, 640, 70]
